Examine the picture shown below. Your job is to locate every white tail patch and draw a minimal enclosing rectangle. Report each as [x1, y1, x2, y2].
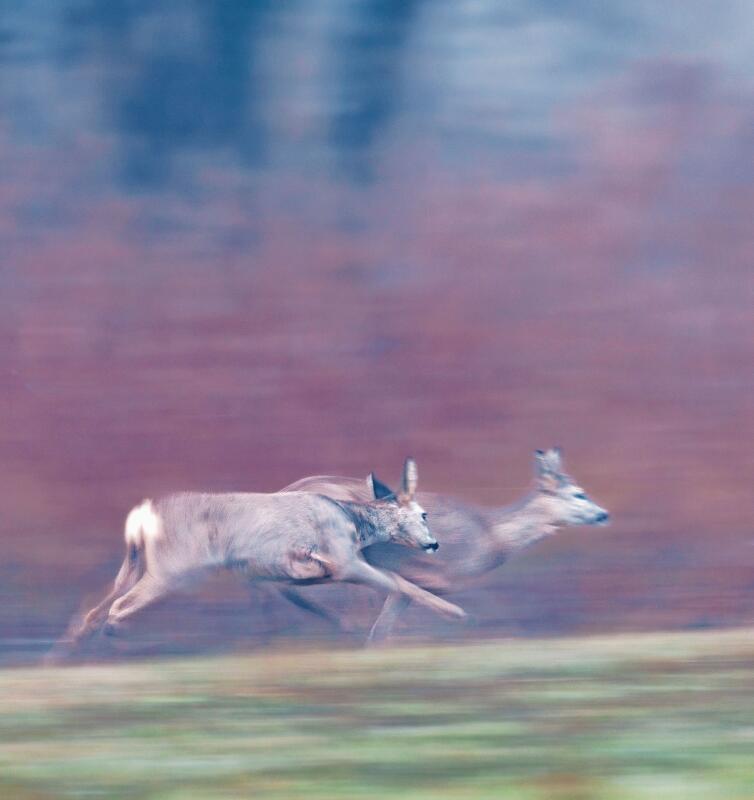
[124, 500, 162, 549]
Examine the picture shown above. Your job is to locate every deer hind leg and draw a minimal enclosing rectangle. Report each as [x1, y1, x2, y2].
[103, 574, 171, 636]
[80, 552, 143, 629]
[367, 593, 412, 647]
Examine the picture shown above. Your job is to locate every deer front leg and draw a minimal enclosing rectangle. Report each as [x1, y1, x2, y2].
[335, 559, 466, 621]
[367, 593, 411, 646]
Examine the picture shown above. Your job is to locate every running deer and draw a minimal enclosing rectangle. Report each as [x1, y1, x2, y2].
[51, 459, 465, 660]
[280, 448, 609, 643]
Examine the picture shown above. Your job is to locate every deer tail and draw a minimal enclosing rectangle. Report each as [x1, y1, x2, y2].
[124, 500, 160, 559]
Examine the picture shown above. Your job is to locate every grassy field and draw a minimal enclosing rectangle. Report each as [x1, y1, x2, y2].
[0, 629, 753, 800]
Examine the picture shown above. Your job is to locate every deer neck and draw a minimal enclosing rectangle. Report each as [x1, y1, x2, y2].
[340, 501, 393, 549]
[489, 491, 560, 555]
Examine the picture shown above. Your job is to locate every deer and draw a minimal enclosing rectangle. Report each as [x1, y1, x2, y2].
[49, 458, 466, 661]
[279, 448, 610, 644]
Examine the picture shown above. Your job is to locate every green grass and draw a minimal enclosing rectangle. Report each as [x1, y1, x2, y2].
[1, 628, 753, 799]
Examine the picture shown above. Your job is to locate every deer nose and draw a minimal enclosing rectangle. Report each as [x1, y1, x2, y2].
[423, 541, 439, 552]
[595, 511, 610, 524]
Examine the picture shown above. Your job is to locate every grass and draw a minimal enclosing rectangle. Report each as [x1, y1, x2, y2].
[0, 628, 753, 799]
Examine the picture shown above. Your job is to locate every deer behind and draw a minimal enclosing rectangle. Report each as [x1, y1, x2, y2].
[281, 447, 610, 642]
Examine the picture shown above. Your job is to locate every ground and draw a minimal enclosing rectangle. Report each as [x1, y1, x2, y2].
[1, 628, 753, 799]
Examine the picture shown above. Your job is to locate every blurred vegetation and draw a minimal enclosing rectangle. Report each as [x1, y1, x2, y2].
[1, 628, 753, 799]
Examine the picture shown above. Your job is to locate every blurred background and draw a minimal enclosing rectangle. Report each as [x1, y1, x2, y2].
[1, 0, 753, 662]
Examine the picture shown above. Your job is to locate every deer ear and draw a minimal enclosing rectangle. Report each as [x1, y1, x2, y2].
[534, 449, 548, 477]
[368, 472, 396, 501]
[534, 448, 565, 489]
[534, 450, 554, 488]
[544, 447, 563, 473]
[535, 447, 563, 475]
[401, 457, 418, 500]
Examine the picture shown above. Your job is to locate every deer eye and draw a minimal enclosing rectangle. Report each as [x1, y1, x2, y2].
[573, 492, 586, 500]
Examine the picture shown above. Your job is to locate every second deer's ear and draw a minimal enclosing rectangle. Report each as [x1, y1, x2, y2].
[544, 446, 563, 473]
[534, 448, 564, 489]
[368, 472, 396, 501]
[534, 450, 555, 489]
[401, 457, 418, 500]
[535, 447, 563, 475]
[534, 449, 549, 477]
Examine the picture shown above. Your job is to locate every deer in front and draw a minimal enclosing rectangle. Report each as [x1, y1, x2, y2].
[50, 459, 465, 661]
[281, 448, 610, 644]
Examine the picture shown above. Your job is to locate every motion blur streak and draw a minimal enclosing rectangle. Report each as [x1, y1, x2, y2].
[2, 630, 754, 798]
[0, 3, 752, 662]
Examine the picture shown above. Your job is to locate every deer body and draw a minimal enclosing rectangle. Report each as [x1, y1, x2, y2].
[135, 491, 392, 584]
[53, 460, 465, 660]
